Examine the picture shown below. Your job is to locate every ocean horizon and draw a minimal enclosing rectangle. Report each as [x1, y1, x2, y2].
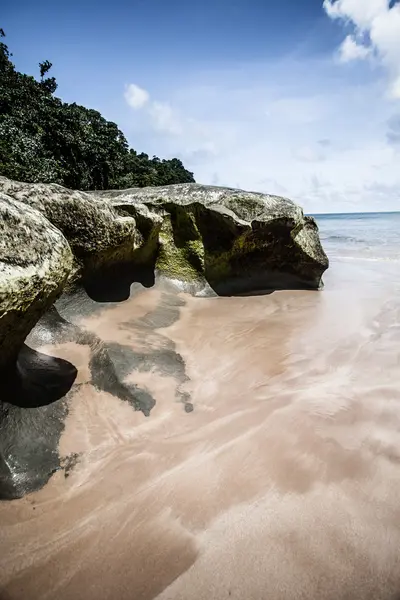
[312, 211, 400, 264]
[310, 211, 400, 216]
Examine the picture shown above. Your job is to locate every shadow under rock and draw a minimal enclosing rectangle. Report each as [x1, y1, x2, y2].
[0, 590, 19, 600]
[210, 270, 322, 297]
[0, 346, 77, 500]
[0, 345, 77, 408]
[83, 263, 155, 303]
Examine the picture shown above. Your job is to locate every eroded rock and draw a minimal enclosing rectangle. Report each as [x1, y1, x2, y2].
[96, 183, 329, 294]
[0, 178, 328, 296]
[0, 177, 139, 281]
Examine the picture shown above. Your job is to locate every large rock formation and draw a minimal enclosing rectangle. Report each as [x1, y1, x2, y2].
[101, 183, 328, 294]
[1, 177, 328, 295]
[0, 177, 328, 499]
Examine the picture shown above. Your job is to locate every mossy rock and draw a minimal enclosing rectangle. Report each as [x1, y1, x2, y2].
[0, 178, 329, 295]
[107, 184, 329, 293]
[0, 177, 138, 275]
[156, 205, 205, 282]
[0, 192, 73, 369]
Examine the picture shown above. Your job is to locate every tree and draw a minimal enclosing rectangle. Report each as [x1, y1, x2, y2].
[0, 30, 195, 190]
[39, 59, 57, 94]
[39, 60, 52, 78]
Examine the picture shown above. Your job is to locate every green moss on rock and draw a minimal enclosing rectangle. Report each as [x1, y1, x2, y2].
[0, 178, 329, 333]
[0, 192, 73, 368]
[156, 210, 205, 281]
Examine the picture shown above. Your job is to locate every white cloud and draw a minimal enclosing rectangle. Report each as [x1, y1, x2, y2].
[122, 24, 400, 213]
[323, 0, 388, 28]
[387, 113, 400, 145]
[266, 95, 329, 124]
[323, 0, 400, 98]
[391, 76, 400, 99]
[338, 35, 371, 62]
[148, 101, 184, 135]
[124, 83, 225, 155]
[124, 83, 149, 109]
[124, 84, 188, 136]
[293, 145, 327, 163]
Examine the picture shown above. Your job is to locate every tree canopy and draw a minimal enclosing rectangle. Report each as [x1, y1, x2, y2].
[0, 30, 195, 190]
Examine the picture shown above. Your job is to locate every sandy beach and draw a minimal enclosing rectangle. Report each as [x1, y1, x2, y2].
[1, 257, 400, 600]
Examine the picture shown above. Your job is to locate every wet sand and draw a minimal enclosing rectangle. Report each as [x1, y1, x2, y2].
[1, 259, 400, 600]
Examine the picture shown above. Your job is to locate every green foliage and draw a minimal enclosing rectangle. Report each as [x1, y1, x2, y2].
[0, 30, 195, 190]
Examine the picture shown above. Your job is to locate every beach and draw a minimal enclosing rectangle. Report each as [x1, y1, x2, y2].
[1, 213, 400, 600]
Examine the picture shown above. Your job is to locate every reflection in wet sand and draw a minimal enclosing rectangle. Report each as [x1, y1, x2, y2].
[1, 260, 400, 600]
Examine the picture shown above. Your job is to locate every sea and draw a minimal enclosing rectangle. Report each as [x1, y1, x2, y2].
[313, 211, 400, 263]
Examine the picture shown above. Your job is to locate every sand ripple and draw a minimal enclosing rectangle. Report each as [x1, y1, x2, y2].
[1, 260, 400, 600]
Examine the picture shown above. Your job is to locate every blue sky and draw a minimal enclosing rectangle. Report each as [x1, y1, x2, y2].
[3, 0, 400, 212]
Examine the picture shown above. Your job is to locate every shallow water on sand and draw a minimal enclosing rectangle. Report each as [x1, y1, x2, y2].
[1, 255, 400, 600]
